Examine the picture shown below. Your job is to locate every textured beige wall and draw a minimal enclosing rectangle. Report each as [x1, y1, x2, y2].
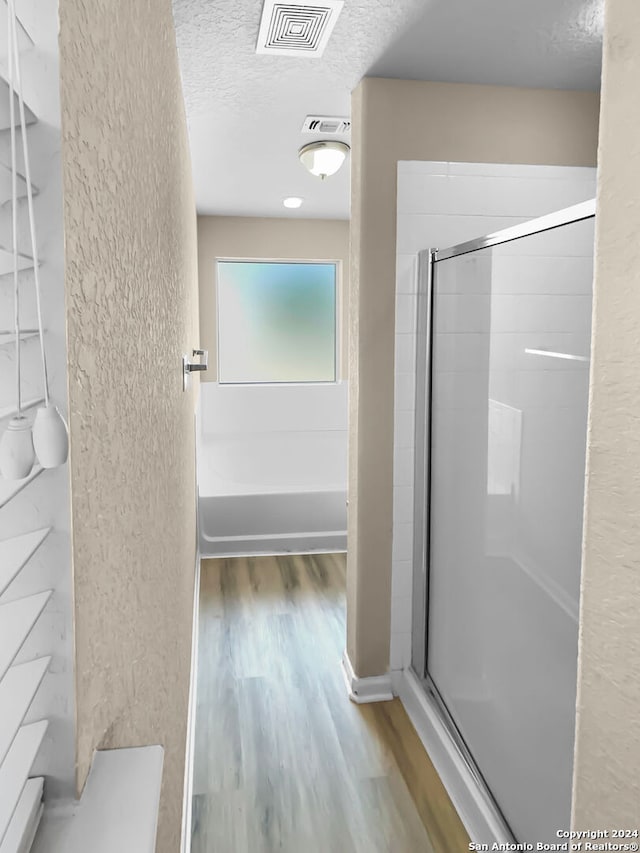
[572, 0, 640, 827]
[349, 78, 600, 677]
[198, 215, 350, 380]
[59, 1, 199, 850]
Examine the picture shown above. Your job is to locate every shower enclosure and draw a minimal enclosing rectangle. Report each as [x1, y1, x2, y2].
[411, 200, 595, 842]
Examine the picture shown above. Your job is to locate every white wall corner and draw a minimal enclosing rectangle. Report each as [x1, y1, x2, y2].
[390, 668, 404, 696]
[340, 650, 394, 704]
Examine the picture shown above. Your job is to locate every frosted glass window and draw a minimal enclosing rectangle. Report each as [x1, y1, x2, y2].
[217, 260, 337, 383]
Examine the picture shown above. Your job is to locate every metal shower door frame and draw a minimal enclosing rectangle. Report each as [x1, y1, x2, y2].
[409, 198, 597, 842]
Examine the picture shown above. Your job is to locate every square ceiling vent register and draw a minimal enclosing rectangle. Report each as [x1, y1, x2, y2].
[256, 0, 345, 57]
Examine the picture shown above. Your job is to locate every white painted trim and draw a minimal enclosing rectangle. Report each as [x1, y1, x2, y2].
[201, 547, 347, 559]
[200, 546, 347, 559]
[390, 668, 403, 697]
[181, 421, 201, 853]
[398, 668, 511, 845]
[180, 551, 200, 853]
[202, 528, 347, 544]
[18, 797, 42, 853]
[340, 651, 394, 704]
[0, 776, 43, 853]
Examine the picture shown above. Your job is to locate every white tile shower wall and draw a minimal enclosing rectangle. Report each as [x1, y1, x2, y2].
[0, 1, 74, 799]
[391, 161, 596, 675]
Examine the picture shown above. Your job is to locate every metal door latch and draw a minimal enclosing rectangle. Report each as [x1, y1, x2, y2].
[182, 348, 208, 390]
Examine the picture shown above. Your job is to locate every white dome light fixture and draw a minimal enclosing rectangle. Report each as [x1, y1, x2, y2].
[283, 196, 303, 209]
[298, 141, 350, 180]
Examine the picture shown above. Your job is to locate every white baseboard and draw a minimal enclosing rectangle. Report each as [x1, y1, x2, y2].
[398, 668, 512, 845]
[200, 546, 347, 559]
[180, 547, 201, 853]
[200, 538, 347, 558]
[340, 651, 394, 704]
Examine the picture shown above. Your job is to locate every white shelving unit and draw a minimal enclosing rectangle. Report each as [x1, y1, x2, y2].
[0, 4, 73, 851]
[0, 466, 43, 510]
[0, 0, 33, 86]
[0, 331, 39, 345]
[0, 778, 43, 853]
[0, 528, 51, 596]
[0, 160, 35, 204]
[0, 246, 34, 275]
[0, 722, 48, 846]
[0, 77, 35, 131]
[0, 591, 52, 682]
[0, 657, 50, 766]
[0, 397, 45, 421]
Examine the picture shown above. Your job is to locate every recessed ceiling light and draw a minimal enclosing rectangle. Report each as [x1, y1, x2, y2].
[283, 197, 303, 209]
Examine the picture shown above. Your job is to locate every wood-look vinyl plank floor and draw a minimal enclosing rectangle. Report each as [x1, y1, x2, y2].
[191, 554, 470, 853]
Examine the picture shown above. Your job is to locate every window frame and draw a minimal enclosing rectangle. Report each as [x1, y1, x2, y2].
[215, 256, 342, 386]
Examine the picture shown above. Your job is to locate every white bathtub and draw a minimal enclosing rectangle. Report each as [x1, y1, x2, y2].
[197, 384, 347, 556]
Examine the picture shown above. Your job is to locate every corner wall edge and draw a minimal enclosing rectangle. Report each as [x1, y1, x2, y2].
[340, 650, 394, 704]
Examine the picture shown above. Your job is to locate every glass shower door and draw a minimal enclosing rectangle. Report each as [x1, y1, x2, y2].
[422, 211, 595, 842]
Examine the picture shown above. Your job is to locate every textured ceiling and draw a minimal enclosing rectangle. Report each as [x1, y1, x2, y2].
[173, 0, 603, 219]
[369, 0, 604, 90]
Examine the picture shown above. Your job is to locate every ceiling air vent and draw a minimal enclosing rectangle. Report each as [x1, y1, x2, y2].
[256, 0, 345, 57]
[301, 115, 351, 134]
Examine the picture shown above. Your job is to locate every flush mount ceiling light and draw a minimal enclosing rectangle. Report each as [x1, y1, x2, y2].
[298, 141, 350, 180]
[283, 196, 303, 208]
